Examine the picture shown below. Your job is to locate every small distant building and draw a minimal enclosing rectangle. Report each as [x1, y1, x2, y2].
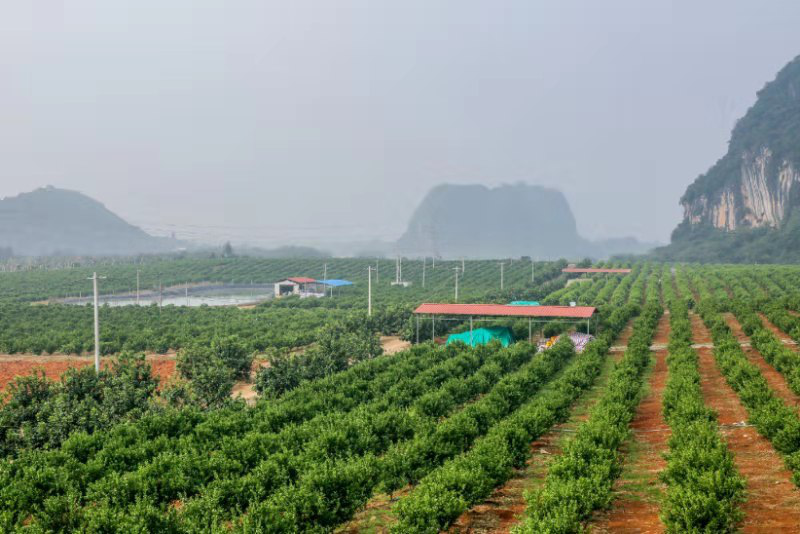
[274, 277, 323, 298]
[274, 277, 355, 298]
[318, 279, 354, 297]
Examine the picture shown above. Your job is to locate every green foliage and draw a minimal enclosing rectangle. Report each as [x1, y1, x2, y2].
[515, 286, 662, 533]
[0, 353, 158, 457]
[255, 316, 382, 397]
[391, 312, 635, 532]
[691, 269, 800, 485]
[0, 258, 638, 532]
[659, 274, 744, 533]
[174, 336, 252, 409]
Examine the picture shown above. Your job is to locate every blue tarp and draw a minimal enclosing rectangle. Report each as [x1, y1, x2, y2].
[318, 279, 353, 287]
[509, 301, 540, 306]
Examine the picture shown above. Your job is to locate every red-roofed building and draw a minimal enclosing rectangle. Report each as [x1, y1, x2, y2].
[562, 268, 631, 274]
[413, 303, 595, 319]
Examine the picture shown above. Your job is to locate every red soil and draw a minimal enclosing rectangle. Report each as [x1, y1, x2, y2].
[446, 321, 636, 534]
[692, 313, 800, 532]
[591, 313, 671, 534]
[0, 354, 177, 392]
[723, 313, 800, 410]
[758, 313, 798, 346]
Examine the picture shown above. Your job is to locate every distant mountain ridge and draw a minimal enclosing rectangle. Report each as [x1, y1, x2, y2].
[0, 187, 178, 257]
[396, 183, 656, 259]
[656, 54, 800, 262]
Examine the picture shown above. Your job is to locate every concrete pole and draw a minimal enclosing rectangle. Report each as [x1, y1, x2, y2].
[368, 266, 373, 316]
[88, 272, 105, 372]
[453, 266, 459, 302]
[93, 273, 100, 372]
[499, 262, 505, 290]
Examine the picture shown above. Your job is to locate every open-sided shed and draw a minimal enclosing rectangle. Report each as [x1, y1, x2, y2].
[412, 302, 596, 344]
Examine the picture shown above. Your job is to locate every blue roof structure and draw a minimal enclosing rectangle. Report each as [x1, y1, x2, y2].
[318, 279, 353, 287]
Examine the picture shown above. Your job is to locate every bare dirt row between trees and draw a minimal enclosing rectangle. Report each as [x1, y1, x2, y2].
[723, 313, 800, 410]
[589, 312, 671, 534]
[758, 312, 799, 346]
[446, 330, 634, 533]
[340, 323, 637, 534]
[691, 313, 800, 532]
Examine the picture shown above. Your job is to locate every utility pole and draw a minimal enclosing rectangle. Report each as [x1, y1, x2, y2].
[136, 270, 140, 305]
[499, 262, 505, 291]
[88, 272, 106, 373]
[422, 257, 426, 288]
[323, 263, 327, 281]
[375, 259, 379, 283]
[531, 258, 535, 284]
[453, 266, 460, 302]
[461, 257, 465, 273]
[368, 266, 375, 316]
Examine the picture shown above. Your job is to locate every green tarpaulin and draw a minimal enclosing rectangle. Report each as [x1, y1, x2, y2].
[446, 326, 514, 347]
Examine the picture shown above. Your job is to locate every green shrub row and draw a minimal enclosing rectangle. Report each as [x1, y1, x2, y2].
[0, 342, 458, 529]
[389, 307, 637, 532]
[659, 280, 744, 533]
[691, 278, 800, 487]
[513, 293, 663, 532]
[235, 339, 577, 533]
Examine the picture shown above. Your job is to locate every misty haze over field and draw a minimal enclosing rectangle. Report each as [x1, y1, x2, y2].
[3, 1, 800, 248]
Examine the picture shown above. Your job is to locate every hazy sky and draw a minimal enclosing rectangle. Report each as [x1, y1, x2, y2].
[3, 1, 800, 247]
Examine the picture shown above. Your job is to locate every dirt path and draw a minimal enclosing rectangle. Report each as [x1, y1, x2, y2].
[692, 313, 800, 532]
[444, 321, 636, 534]
[723, 313, 800, 410]
[339, 323, 635, 534]
[610, 321, 636, 353]
[757, 313, 798, 346]
[590, 313, 670, 534]
[380, 336, 411, 355]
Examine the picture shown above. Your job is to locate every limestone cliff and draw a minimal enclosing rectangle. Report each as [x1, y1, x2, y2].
[658, 54, 800, 262]
[679, 55, 800, 234]
[681, 147, 800, 231]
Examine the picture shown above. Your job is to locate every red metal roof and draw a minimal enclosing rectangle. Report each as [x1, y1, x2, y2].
[413, 303, 595, 319]
[562, 268, 631, 274]
[286, 277, 317, 284]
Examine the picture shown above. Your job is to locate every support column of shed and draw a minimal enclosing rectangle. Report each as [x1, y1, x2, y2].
[470, 316, 473, 345]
